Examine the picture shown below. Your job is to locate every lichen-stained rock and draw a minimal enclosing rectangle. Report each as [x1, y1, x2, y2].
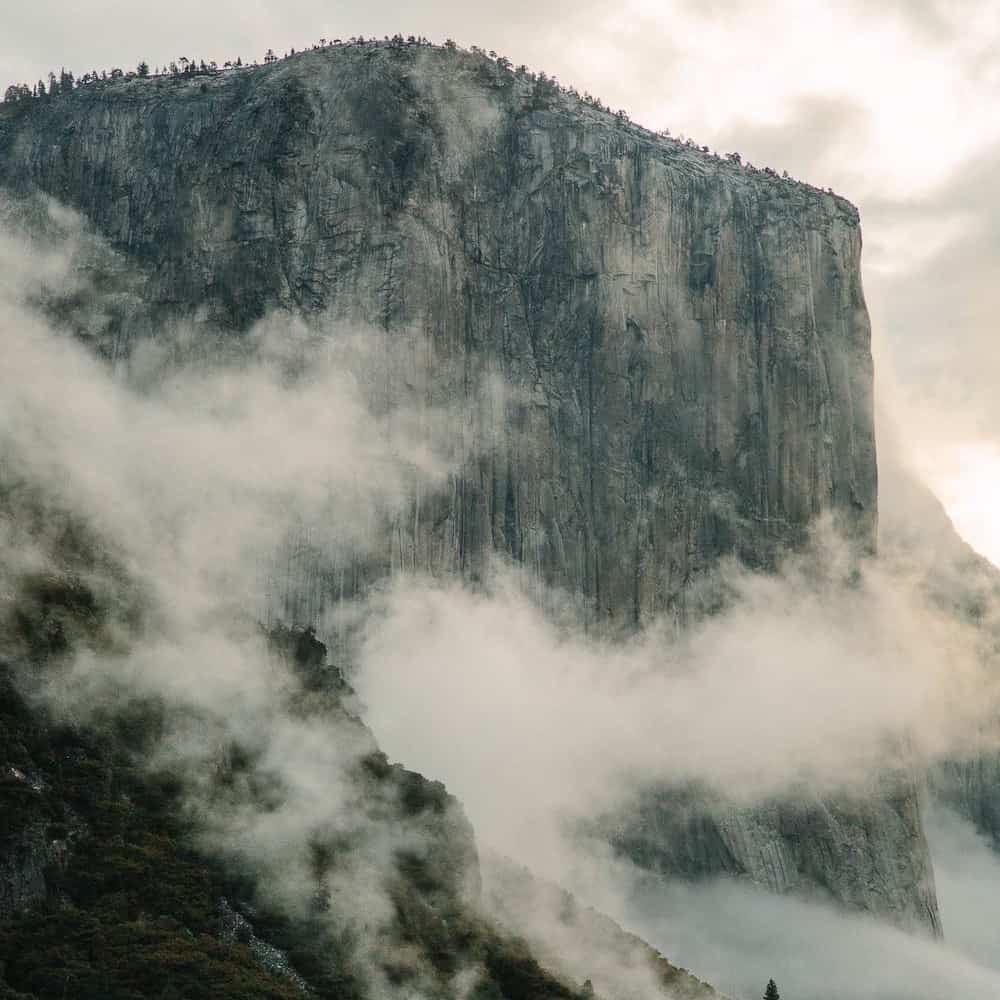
[0, 42, 926, 931]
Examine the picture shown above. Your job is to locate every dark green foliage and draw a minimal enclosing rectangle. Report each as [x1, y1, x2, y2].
[0, 569, 307, 999]
[1, 572, 592, 1000]
[3, 84, 31, 103]
[481, 936, 577, 1000]
[12, 572, 105, 662]
[0, 667, 303, 999]
[265, 623, 347, 695]
[1, 909, 303, 999]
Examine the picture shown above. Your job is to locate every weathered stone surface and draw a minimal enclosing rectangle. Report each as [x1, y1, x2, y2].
[0, 44, 876, 624]
[607, 781, 941, 935]
[0, 42, 936, 932]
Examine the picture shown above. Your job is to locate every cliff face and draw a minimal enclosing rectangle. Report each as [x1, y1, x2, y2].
[0, 43, 876, 623]
[608, 781, 940, 934]
[0, 42, 932, 932]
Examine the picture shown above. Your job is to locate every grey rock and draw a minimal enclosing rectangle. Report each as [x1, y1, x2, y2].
[0, 42, 935, 933]
[219, 897, 311, 994]
[931, 755, 1000, 848]
[606, 780, 940, 935]
[0, 45, 876, 622]
[0, 761, 85, 922]
[881, 462, 1000, 854]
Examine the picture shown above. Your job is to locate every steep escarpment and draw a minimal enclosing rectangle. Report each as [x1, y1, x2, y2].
[0, 40, 930, 937]
[0, 42, 876, 624]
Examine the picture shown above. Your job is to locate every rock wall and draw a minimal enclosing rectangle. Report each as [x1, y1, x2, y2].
[0, 43, 876, 624]
[0, 42, 937, 932]
[608, 781, 940, 934]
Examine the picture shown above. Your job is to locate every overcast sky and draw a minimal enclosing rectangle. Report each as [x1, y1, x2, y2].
[3, 0, 998, 561]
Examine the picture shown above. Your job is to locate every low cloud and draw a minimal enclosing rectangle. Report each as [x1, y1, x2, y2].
[354, 534, 1000, 878]
[620, 855, 1000, 1000]
[0, 200, 498, 992]
[479, 803, 1000, 1000]
[711, 96, 873, 191]
[6, 190, 1000, 999]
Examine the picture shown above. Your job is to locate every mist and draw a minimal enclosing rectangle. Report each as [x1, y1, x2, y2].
[0, 199, 503, 994]
[625, 859, 1000, 1000]
[471, 804, 1000, 1000]
[351, 545, 1000, 996]
[354, 540, 998, 859]
[4, 193, 1000, 999]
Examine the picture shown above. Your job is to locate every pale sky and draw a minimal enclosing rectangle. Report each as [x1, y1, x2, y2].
[3, 0, 998, 563]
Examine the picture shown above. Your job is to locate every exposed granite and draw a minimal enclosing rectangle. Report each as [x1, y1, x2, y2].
[0, 820, 52, 921]
[0, 42, 939, 935]
[880, 463, 1000, 856]
[606, 781, 941, 935]
[0, 43, 876, 624]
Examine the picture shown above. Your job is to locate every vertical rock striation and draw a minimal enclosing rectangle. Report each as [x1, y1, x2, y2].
[0, 41, 936, 932]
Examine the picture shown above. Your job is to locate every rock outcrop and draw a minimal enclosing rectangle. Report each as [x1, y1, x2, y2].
[0, 40, 936, 934]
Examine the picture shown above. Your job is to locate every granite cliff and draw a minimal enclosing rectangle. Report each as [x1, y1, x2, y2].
[0, 41, 877, 619]
[0, 38, 938, 944]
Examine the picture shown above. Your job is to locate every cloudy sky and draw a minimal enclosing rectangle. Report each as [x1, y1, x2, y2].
[3, 0, 998, 561]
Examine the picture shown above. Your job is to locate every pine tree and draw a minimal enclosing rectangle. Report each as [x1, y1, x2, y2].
[763, 979, 780, 1000]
